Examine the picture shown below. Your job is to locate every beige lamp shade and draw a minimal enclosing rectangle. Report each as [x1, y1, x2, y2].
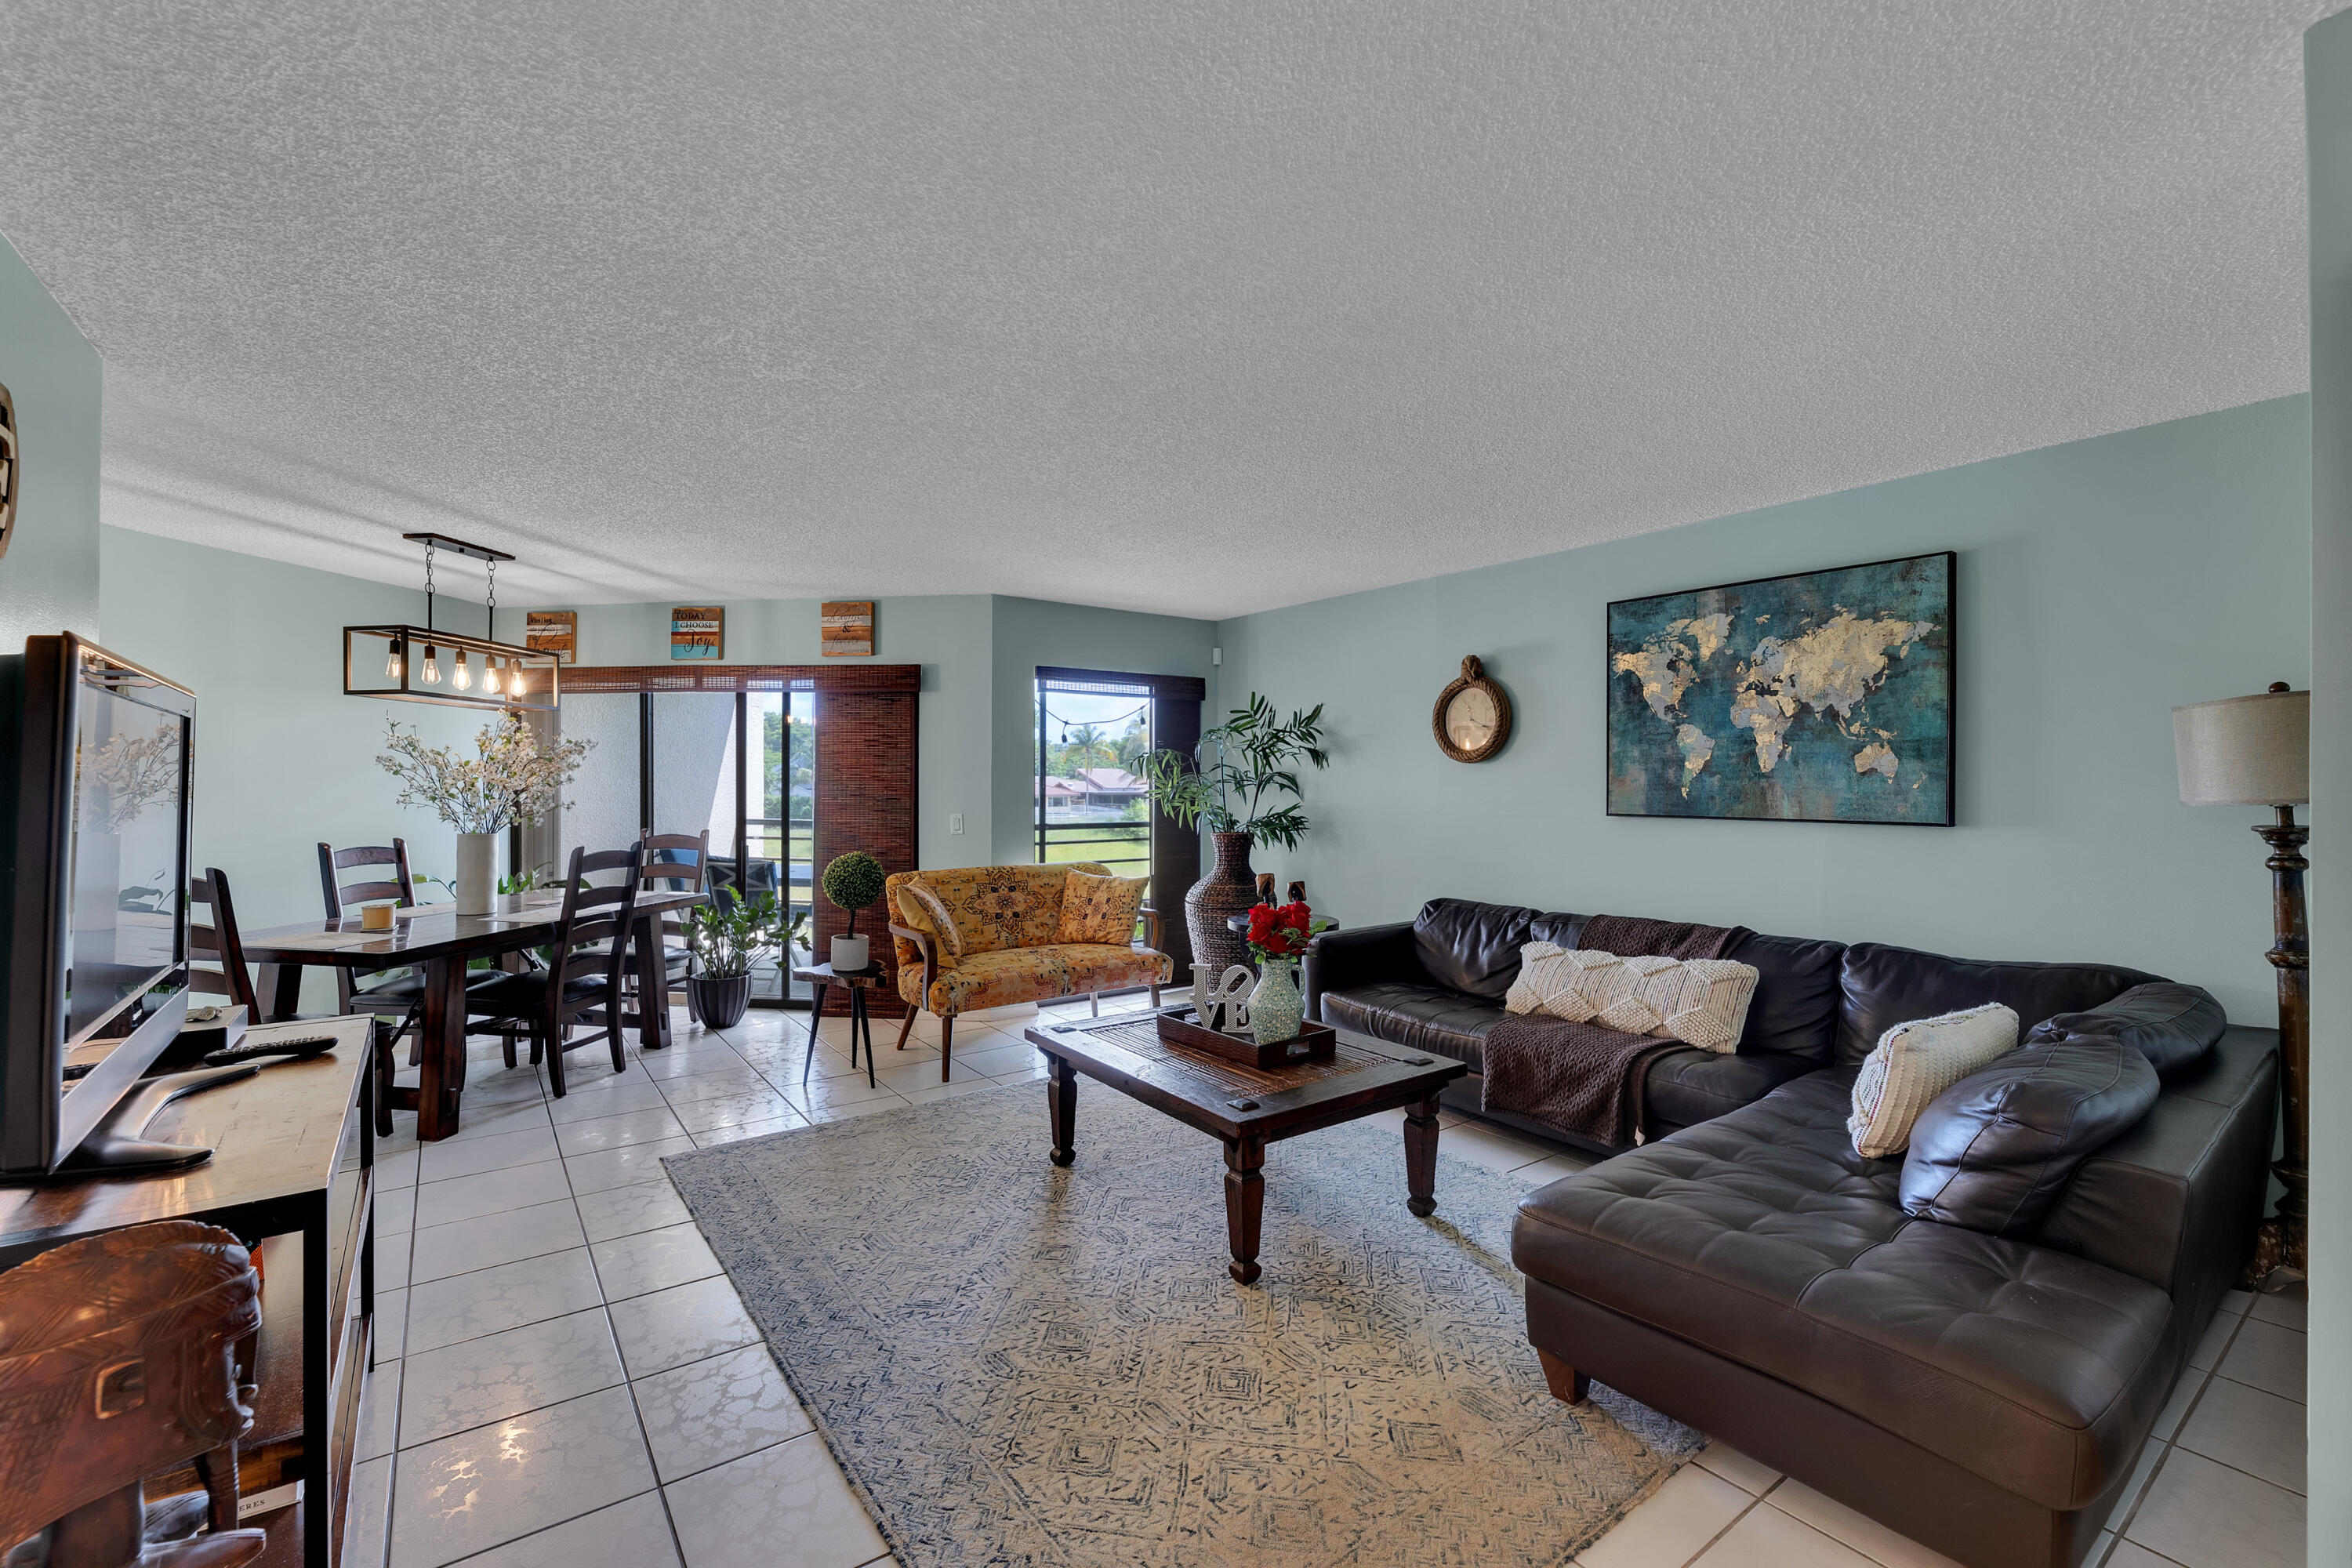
[2172, 687, 2310, 807]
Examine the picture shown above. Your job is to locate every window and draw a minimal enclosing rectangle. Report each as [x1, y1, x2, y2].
[1036, 673, 1153, 894]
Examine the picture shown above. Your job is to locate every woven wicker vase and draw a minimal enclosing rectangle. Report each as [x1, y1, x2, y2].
[1185, 831, 1259, 976]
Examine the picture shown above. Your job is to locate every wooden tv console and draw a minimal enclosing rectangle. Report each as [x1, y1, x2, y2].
[0, 1016, 377, 1568]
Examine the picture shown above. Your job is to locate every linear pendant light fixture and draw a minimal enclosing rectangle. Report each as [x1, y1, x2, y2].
[343, 532, 561, 712]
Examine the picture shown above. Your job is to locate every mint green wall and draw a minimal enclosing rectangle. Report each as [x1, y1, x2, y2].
[1217, 397, 2310, 1029]
[2304, 13, 2349, 1559]
[986, 596, 1219, 864]
[495, 596, 998, 872]
[0, 234, 100, 647]
[99, 528, 481, 1007]
[501, 594, 1218, 873]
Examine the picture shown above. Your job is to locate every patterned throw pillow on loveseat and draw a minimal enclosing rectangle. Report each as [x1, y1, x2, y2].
[1054, 871, 1149, 946]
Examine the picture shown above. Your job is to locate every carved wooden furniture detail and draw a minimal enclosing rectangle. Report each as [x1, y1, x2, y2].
[0, 1221, 267, 1568]
[0, 1019, 376, 1568]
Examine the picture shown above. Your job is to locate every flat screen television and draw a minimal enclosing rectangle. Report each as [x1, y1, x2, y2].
[0, 633, 198, 1177]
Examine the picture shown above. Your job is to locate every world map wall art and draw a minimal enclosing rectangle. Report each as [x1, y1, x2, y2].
[1606, 551, 1955, 826]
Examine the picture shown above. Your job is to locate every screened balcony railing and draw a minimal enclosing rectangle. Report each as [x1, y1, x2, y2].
[715, 815, 815, 1003]
[731, 816, 815, 898]
[1037, 818, 1150, 880]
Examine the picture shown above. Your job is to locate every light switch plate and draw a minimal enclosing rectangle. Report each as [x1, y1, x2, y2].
[949, 812, 965, 833]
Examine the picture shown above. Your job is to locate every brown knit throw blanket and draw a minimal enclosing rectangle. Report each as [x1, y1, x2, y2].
[1480, 914, 1748, 1147]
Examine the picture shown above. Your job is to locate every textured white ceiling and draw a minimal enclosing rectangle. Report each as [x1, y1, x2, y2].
[0, 2, 2333, 618]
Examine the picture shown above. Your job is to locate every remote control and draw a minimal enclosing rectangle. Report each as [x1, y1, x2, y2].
[203, 1034, 341, 1068]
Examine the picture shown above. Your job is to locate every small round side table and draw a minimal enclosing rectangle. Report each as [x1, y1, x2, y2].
[793, 962, 884, 1089]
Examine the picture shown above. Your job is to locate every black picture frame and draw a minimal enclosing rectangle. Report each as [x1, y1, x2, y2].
[1604, 550, 1957, 827]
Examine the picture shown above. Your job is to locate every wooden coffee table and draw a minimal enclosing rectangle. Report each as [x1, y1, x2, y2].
[1024, 1011, 1468, 1283]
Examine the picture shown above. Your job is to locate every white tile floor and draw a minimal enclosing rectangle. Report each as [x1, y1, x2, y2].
[343, 994, 2308, 1568]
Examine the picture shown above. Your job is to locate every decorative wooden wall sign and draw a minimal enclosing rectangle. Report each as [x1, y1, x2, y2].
[524, 609, 577, 664]
[0, 383, 17, 561]
[670, 606, 724, 661]
[822, 601, 875, 657]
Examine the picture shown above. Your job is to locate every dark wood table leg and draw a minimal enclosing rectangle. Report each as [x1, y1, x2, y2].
[855, 989, 877, 1088]
[1047, 1052, 1077, 1166]
[416, 956, 467, 1141]
[1224, 1134, 1265, 1284]
[633, 910, 670, 1050]
[301, 1190, 331, 1568]
[1404, 1090, 1441, 1218]
[258, 962, 303, 1022]
[800, 983, 830, 1084]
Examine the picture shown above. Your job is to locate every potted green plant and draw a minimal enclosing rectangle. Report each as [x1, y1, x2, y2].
[820, 851, 887, 971]
[1144, 694, 1329, 972]
[682, 890, 788, 1029]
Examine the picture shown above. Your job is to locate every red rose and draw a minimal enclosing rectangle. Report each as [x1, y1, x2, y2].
[1247, 898, 1320, 960]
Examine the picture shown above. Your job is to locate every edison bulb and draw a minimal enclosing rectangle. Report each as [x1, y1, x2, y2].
[422, 645, 442, 684]
[385, 641, 403, 680]
[483, 658, 503, 695]
[453, 651, 473, 691]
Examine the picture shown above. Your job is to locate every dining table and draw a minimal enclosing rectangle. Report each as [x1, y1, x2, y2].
[238, 888, 706, 1141]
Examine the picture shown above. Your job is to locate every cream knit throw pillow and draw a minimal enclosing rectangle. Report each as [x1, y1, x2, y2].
[1504, 942, 1760, 1054]
[1848, 1003, 2021, 1159]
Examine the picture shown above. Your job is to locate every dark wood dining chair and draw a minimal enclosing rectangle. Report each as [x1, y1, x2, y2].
[463, 844, 644, 1097]
[641, 829, 710, 1023]
[188, 869, 260, 1018]
[327, 841, 517, 1130]
[316, 840, 426, 1022]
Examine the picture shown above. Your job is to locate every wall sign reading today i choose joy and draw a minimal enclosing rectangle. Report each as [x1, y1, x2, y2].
[671, 606, 724, 661]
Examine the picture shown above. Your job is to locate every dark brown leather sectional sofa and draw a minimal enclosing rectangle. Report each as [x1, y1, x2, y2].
[1305, 898, 2278, 1568]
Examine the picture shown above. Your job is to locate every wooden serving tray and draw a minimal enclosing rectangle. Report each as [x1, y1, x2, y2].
[1156, 1007, 1338, 1070]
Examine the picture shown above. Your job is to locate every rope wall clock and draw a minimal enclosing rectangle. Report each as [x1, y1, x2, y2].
[0, 383, 16, 560]
[1433, 654, 1512, 762]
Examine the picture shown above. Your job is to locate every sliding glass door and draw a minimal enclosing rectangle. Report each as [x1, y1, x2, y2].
[744, 689, 815, 1003]
[557, 692, 644, 876]
[555, 683, 818, 1010]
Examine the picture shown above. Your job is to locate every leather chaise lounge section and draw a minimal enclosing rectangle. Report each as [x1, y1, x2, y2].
[1307, 898, 2278, 1568]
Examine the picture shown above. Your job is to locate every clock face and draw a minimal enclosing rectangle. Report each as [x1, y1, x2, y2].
[1434, 656, 1511, 761]
[1445, 686, 1498, 750]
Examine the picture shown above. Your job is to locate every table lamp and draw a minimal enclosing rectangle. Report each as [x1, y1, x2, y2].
[2173, 681, 2310, 1285]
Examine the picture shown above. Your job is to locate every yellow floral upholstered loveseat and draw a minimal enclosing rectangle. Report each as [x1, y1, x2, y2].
[885, 862, 1172, 1080]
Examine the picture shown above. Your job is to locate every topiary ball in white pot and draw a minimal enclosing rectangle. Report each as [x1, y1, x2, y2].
[820, 851, 887, 974]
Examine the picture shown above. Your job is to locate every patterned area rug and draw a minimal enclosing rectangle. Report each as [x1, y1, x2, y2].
[664, 1078, 1696, 1567]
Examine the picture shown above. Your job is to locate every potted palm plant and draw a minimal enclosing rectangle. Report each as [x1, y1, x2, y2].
[1145, 694, 1329, 972]
[682, 890, 787, 1029]
[821, 851, 887, 971]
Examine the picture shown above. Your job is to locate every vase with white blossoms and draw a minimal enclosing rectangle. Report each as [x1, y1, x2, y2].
[377, 712, 593, 915]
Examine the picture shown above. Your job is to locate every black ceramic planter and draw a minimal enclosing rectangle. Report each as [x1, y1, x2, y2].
[689, 972, 753, 1029]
